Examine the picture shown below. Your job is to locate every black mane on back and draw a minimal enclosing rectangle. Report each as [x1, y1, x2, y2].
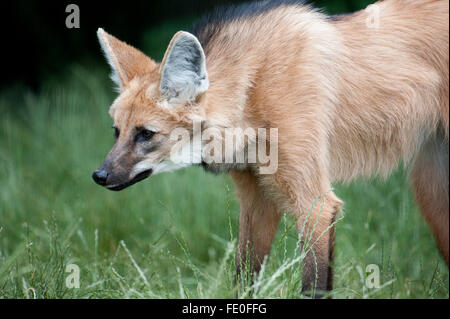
[192, 0, 310, 48]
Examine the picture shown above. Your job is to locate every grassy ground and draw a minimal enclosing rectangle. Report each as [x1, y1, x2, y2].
[0, 64, 447, 299]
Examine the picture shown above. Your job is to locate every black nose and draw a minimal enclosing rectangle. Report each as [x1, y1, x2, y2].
[92, 170, 108, 186]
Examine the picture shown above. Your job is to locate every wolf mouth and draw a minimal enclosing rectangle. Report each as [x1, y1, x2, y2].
[107, 169, 153, 191]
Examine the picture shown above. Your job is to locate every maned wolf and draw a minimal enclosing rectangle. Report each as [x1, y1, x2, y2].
[93, 0, 449, 295]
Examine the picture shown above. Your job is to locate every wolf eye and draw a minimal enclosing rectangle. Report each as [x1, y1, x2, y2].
[113, 127, 120, 139]
[137, 129, 155, 142]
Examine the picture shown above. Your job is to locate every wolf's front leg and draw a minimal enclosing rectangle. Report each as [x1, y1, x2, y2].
[264, 164, 343, 297]
[231, 171, 281, 279]
[296, 193, 342, 296]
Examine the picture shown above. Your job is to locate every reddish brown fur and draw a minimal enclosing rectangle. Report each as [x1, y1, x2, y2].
[96, 0, 449, 295]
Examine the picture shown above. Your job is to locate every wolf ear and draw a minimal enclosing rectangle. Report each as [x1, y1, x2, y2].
[159, 31, 209, 103]
[97, 28, 156, 92]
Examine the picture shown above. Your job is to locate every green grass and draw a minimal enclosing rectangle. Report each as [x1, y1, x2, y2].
[0, 64, 447, 299]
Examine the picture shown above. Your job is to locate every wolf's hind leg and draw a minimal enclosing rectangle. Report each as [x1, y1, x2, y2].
[411, 134, 449, 266]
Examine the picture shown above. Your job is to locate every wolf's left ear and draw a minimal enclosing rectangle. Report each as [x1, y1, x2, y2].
[159, 31, 209, 103]
[97, 28, 156, 92]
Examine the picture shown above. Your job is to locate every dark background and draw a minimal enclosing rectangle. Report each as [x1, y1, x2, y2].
[0, 0, 373, 89]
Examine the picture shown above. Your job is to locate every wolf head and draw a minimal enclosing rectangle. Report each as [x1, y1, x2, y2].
[92, 28, 209, 191]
